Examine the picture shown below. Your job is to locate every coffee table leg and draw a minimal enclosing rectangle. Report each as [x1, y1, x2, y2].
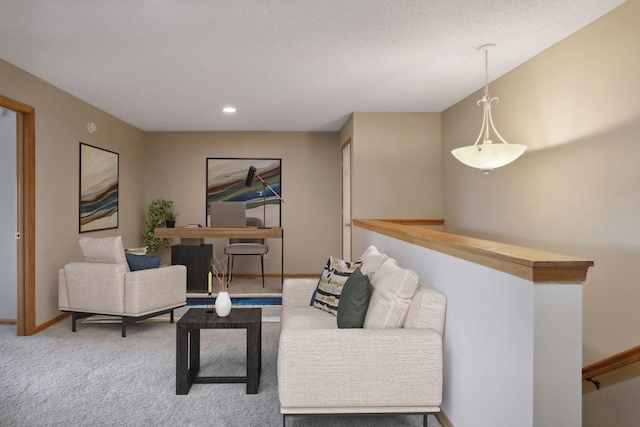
[176, 324, 189, 394]
[246, 322, 261, 394]
[190, 328, 200, 373]
[258, 320, 262, 378]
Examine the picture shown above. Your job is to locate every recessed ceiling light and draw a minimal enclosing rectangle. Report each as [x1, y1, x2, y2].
[222, 107, 236, 113]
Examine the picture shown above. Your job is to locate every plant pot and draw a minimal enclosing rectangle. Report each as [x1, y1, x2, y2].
[215, 291, 232, 317]
[166, 220, 176, 228]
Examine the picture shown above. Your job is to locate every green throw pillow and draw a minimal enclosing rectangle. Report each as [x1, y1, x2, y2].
[337, 269, 371, 328]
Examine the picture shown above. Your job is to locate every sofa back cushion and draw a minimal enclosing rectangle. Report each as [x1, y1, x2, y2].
[359, 245, 388, 280]
[79, 236, 129, 270]
[363, 258, 419, 329]
[403, 283, 447, 335]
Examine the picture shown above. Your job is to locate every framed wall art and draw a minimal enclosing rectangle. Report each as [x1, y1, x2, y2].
[79, 143, 119, 232]
[206, 158, 282, 228]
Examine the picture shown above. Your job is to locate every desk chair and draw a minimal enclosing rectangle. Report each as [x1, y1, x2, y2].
[224, 217, 268, 287]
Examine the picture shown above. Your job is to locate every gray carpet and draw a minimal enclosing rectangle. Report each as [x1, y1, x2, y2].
[0, 317, 441, 427]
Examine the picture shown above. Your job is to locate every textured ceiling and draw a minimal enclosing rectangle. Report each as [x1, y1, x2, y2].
[0, 0, 626, 132]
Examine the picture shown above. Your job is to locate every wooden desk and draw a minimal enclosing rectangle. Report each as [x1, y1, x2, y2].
[154, 226, 283, 240]
[154, 227, 284, 287]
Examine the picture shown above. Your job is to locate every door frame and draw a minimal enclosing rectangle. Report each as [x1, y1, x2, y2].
[341, 137, 352, 260]
[0, 95, 36, 336]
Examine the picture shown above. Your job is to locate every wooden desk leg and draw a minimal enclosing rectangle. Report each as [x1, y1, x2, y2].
[246, 322, 261, 394]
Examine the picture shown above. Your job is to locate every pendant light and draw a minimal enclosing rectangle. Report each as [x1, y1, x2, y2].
[451, 44, 526, 173]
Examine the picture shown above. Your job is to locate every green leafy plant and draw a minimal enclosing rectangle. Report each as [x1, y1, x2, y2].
[142, 198, 174, 252]
[165, 210, 178, 222]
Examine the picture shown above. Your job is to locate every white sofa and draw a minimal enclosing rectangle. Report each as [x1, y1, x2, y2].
[58, 236, 187, 337]
[278, 246, 446, 426]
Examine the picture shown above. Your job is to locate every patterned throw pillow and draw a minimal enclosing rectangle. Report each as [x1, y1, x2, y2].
[312, 256, 362, 316]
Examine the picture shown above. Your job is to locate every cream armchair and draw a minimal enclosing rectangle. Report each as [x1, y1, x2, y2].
[58, 236, 186, 337]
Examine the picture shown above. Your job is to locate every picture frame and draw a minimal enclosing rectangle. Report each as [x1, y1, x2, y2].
[79, 143, 119, 233]
[206, 158, 282, 228]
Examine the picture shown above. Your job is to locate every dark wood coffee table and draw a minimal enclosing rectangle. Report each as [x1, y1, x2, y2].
[176, 307, 262, 395]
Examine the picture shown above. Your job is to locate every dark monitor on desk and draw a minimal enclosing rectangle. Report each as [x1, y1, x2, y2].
[209, 201, 247, 228]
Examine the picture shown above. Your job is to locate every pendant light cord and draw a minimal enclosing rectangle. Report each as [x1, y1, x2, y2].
[484, 48, 490, 99]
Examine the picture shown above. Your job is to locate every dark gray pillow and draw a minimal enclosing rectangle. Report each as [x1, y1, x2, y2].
[337, 269, 371, 328]
[125, 253, 161, 271]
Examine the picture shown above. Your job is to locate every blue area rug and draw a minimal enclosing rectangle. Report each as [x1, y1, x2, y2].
[186, 297, 282, 306]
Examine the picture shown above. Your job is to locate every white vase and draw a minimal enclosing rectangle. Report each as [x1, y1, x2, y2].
[215, 291, 232, 317]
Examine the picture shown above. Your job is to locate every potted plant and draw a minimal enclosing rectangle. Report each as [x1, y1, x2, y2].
[165, 210, 178, 228]
[142, 198, 174, 252]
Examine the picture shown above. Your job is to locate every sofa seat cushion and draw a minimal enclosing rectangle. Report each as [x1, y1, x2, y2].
[363, 258, 419, 329]
[281, 306, 338, 331]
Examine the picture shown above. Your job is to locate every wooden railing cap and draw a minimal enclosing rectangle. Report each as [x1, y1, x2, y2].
[354, 218, 593, 283]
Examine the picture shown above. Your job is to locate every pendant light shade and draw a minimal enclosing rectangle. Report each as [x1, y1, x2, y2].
[452, 142, 527, 171]
[451, 44, 526, 173]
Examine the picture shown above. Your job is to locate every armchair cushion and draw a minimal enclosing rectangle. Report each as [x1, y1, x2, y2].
[125, 253, 161, 271]
[125, 265, 186, 315]
[79, 236, 128, 267]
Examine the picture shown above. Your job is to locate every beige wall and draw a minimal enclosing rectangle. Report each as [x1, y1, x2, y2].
[351, 112, 442, 220]
[143, 131, 342, 275]
[442, 0, 640, 424]
[0, 59, 147, 327]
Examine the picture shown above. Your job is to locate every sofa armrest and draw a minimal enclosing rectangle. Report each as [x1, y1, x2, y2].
[125, 265, 187, 315]
[282, 278, 318, 308]
[278, 327, 442, 409]
[61, 262, 128, 313]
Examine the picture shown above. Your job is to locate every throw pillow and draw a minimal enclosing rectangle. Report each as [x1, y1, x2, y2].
[79, 236, 128, 266]
[125, 253, 162, 271]
[309, 255, 359, 306]
[359, 245, 388, 280]
[312, 256, 362, 316]
[337, 269, 371, 328]
[363, 258, 420, 329]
